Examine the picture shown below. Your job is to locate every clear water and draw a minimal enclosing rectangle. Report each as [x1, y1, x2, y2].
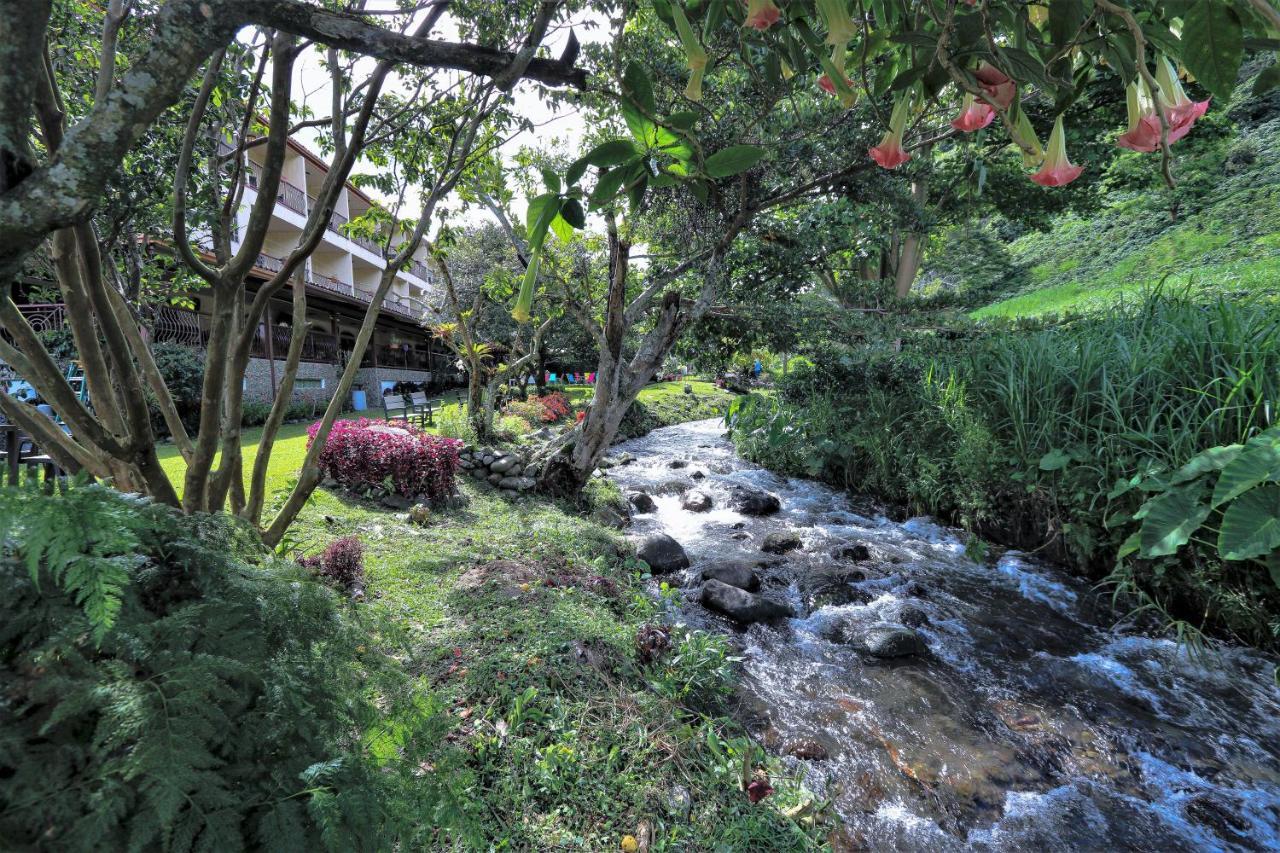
[608, 419, 1280, 851]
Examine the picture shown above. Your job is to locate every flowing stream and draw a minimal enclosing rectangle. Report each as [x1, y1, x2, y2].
[607, 418, 1280, 851]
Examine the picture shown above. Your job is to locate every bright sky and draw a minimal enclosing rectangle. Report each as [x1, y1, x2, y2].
[286, 5, 611, 227]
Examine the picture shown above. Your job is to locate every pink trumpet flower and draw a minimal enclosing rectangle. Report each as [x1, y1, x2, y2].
[1155, 55, 1210, 139]
[951, 92, 995, 132]
[869, 94, 914, 169]
[1030, 116, 1084, 187]
[1116, 80, 1163, 152]
[974, 63, 1016, 110]
[743, 0, 781, 30]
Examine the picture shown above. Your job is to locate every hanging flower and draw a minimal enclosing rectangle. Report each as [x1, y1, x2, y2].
[1030, 116, 1084, 187]
[974, 63, 1016, 110]
[1116, 80, 1163, 152]
[817, 0, 857, 48]
[869, 93, 914, 169]
[951, 92, 995, 132]
[1009, 108, 1044, 169]
[672, 1, 709, 101]
[743, 0, 781, 30]
[1155, 55, 1210, 139]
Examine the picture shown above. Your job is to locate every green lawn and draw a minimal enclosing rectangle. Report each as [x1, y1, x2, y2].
[156, 380, 730, 502]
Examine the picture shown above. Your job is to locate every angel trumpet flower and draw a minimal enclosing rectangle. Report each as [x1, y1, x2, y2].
[1030, 116, 1084, 187]
[951, 92, 996, 132]
[671, 1, 709, 101]
[974, 62, 1016, 110]
[1116, 80, 1163, 152]
[743, 0, 781, 30]
[1155, 54, 1210, 140]
[817, 0, 857, 47]
[511, 251, 539, 323]
[1009, 108, 1044, 169]
[869, 93, 914, 169]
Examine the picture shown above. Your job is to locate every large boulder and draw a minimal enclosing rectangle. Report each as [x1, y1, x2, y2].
[636, 533, 690, 573]
[762, 530, 802, 554]
[490, 455, 518, 474]
[700, 562, 761, 592]
[699, 579, 792, 623]
[729, 485, 781, 516]
[681, 490, 713, 512]
[850, 622, 924, 658]
[628, 492, 657, 513]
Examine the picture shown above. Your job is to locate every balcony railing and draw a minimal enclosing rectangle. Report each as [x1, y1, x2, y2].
[247, 169, 307, 215]
[255, 252, 285, 274]
[364, 344, 433, 370]
[308, 195, 383, 254]
[408, 261, 433, 282]
[308, 271, 357, 299]
[250, 325, 339, 364]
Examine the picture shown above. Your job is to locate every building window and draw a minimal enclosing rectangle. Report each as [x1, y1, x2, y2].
[296, 378, 325, 390]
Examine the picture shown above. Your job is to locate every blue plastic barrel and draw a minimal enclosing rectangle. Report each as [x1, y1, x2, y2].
[351, 389, 367, 411]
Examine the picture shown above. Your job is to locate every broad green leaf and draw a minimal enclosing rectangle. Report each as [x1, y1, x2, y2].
[589, 166, 630, 207]
[525, 192, 560, 248]
[1268, 553, 1280, 589]
[559, 198, 586, 230]
[1038, 448, 1071, 471]
[622, 103, 659, 148]
[650, 172, 679, 188]
[1170, 443, 1243, 485]
[566, 157, 590, 188]
[1137, 484, 1211, 558]
[627, 173, 648, 214]
[704, 145, 765, 178]
[1218, 484, 1280, 561]
[1181, 0, 1243, 99]
[999, 46, 1053, 93]
[584, 139, 639, 168]
[1048, 0, 1085, 48]
[623, 61, 656, 115]
[549, 212, 574, 243]
[1212, 435, 1280, 507]
[667, 111, 700, 131]
[540, 168, 560, 194]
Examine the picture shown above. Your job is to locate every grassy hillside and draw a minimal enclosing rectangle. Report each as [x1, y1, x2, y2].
[958, 99, 1280, 319]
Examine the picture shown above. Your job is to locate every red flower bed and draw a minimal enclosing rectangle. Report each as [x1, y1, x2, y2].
[537, 392, 572, 423]
[308, 418, 460, 503]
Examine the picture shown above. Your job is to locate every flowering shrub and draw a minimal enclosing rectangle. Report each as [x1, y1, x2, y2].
[505, 392, 573, 424]
[537, 392, 572, 422]
[300, 536, 365, 592]
[308, 418, 460, 503]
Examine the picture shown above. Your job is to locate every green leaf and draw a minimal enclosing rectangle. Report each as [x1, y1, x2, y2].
[1137, 484, 1211, 558]
[1181, 0, 1243, 99]
[667, 111, 700, 131]
[1048, 0, 1085, 48]
[703, 145, 764, 178]
[583, 139, 639, 168]
[998, 46, 1053, 93]
[1218, 484, 1280, 561]
[623, 61, 657, 115]
[559, 197, 586, 229]
[540, 168, 560, 194]
[1212, 435, 1280, 507]
[549, 212, 574, 243]
[1267, 553, 1280, 589]
[1038, 448, 1071, 471]
[622, 104, 659, 148]
[589, 166, 630, 207]
[1170, 443, 1243, 485]
[525, 192, 560, 249]
[566, 157, 590, 188]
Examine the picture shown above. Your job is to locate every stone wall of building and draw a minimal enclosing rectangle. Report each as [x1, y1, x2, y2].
[244, 358, 339, 405]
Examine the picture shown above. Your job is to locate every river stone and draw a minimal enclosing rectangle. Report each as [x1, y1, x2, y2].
[594, 507, 628, 529]
[699, 579, 792, 623]
[852, 622, 923, 658]
[784, 740, 829, 761]
[655, 479, 690, 495]
[762, 531, 802, 554]
[487, 472, 503, 486]
[629, 492, 657, 513]
[834, 542, 871, 561]
[690, 470, 705, 480]
[879, 599, 929, 628]
[681, 490, 713, 512]
[490, 456, 517, 474]
[700, 562, 760, 592]
[730, 485, 781, 515]
[637, 533, 690, 573]
[668, 459, 688, 469]
[381, 493, 413, 510]
[505, 463, 523, 477]
[470, 468, 488, 480]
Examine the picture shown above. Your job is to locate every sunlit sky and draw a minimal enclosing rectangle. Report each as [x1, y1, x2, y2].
[285, 6, 611, 228]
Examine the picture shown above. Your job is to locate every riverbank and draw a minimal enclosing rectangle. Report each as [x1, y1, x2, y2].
[727, 293, 1280, 650]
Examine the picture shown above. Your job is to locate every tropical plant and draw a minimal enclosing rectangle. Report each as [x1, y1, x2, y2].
[308, 418, 461, 504]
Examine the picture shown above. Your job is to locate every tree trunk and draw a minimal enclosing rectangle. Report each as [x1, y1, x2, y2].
[894, 172, 929, 298]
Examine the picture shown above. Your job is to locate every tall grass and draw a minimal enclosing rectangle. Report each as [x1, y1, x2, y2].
[730, 293, 1280, 645]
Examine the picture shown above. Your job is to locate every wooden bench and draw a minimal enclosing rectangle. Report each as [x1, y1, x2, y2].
[380, 392, 439, 427]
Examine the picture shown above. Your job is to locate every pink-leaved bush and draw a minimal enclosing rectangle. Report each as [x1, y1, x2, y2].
[308, 418, 461, 503]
